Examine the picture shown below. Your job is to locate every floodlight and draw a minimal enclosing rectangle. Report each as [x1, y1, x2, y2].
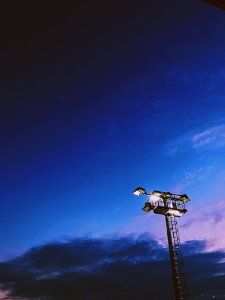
[142, 202, 154, 212]
[151, 190, 172, 199]
[152, 190, 163, 196]
[164, 192, 172, 198]
[165, 208, 187, 217]
[149, 194, 161, 202]
[133, 187, 148, 196]
[179, 194, 190, 202]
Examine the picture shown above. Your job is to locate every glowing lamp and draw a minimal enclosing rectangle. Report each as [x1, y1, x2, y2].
[149, 194, 161, 202]
[152, 190, 163, 196]
[133, 187, 148, 196]
[165, 208, 187, 217]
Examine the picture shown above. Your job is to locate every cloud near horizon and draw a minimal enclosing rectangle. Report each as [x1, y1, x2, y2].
[0, 235, 225, 300]
[121, 198, 225, 253]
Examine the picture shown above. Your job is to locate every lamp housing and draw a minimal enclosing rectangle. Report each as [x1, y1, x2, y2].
[133, 187, 148, 196]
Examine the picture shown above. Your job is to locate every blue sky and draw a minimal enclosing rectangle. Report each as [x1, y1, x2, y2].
[1, 0, 225, 298]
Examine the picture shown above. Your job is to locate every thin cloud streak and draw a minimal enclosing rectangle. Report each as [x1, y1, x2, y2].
[192, 124, 225, 149]
[165, 123, 225, 155]
[171, 166, 214, 194]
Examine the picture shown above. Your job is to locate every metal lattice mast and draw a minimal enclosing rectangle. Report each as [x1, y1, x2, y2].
[165, 216, 189, 300]
[133, 187, 190, 300]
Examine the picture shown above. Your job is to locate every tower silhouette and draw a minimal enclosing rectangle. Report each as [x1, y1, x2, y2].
[133, 187, 190, 300]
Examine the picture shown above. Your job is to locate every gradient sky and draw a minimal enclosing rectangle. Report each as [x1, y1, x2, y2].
[1, 0, 225, 299]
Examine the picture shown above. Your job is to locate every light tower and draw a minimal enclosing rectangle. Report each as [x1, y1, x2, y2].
[133, 187, 190, 300]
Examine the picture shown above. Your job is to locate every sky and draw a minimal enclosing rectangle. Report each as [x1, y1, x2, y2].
[1, 0, 225, 299]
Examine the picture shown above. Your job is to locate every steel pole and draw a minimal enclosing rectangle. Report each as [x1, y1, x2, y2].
[165, 215, 189, 300]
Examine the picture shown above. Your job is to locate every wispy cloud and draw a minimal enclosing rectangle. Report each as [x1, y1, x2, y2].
[172, 166, 214, 194]
[192, 124, 225, 149]
[165, 123, 225, 155]
[169, 67, 225, 87]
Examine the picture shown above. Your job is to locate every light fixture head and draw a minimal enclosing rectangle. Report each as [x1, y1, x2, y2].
[133, 187, 148, 196]
[152, 190, 163, 196]
[164, 192, 172, 198]
[149, 194, 161, 203]
[179, 194, 190, 202]
[142, 202, 154, 212]
[165, 208, 187, 217]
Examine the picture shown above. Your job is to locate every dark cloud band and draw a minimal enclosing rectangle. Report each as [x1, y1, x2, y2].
[0, 235, 224, 299]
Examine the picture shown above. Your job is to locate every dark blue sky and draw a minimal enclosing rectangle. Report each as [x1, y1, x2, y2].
[1, 0, 225, 298]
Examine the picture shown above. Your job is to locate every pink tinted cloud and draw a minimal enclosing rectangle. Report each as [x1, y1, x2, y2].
[119, 211, 168, 244]
[0, 290, 10, 299]
[180, 200, 225, 251]
[120, 198, 225, 252]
